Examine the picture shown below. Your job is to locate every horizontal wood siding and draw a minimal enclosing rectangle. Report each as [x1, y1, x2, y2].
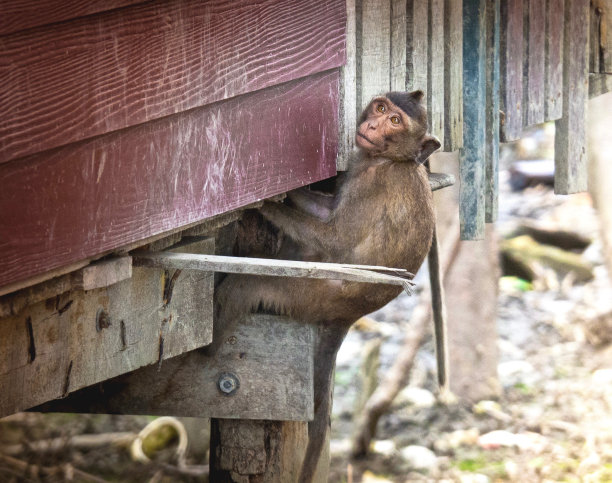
[0, 71, 340, 290]
[0, 0, 345, 164]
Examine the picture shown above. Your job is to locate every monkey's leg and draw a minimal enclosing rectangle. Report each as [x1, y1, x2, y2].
[299, 323, 350, 483]
[259, 202, 337, 254]
[287, 188, 336, 221]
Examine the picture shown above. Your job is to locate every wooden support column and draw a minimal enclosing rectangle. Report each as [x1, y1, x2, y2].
[523, 0, 546, 127]
[485, 0, 500, 223]
[444, 0, 463, 152]
[460, 0, 486, 240]
[555, 0, 589, 194]
[500, 0, 523, 141]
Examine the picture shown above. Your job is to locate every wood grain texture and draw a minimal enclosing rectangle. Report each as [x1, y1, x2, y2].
[603, 0, 612, 72]
[524, 0, 546, 126]
[590, 2, 602, 73]
[500, 0, 524, 141]
[589, 73, 612, 97]
[461, 0, 486, 240]
[36, 315, 315, 421]
[391, 0, 408, 91]
[429, 0, 445, 145]
[0, 238, 214, 417]
[485, 0, 500, 223]
[339, 0, 358, 171]
[0, 0, 346, 164]
[0, 0, 146, 36]
[545, 0, 564, 120]
[407, 0, 429, 96]
[444, 0, 463, 151]
[360, 0, 391, 109]
[0, 71, 340, 291]
[555, 0, 589, 194]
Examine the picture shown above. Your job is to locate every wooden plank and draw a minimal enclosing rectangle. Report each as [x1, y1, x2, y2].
[545, 0, 564, 120]
[407, 0, 429, 96]
[500, 0, 524, 141]
[555, 0, 589, 194]
[429, 0, 445, 145]
[485, 0, 500, 223]
[0, 0, 346, 164]
[524, 0, 546, 126]
[0, 0, 146, 36]
[0, 238, 214, 417]
[444, 0, 463, 151]
[589, 73, 612, 97]
[36, 315, 315, 421]
[590, 2, 602, 73]
[0, 71, 340, 292]
[360, 0, 391, 108]
[133, 252, 415, 293]
[461, 0, 487, 240]
[391, 0, 408, 91]
[72, 256, 132, 291]
[603, 0, 612, 73]
[339, 0, 358, 171]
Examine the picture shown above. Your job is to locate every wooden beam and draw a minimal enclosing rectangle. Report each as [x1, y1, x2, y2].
[523, 0, 546, 127]
[485, 0, 500, 223]
[36, 315, 316, 421]
[545, 0, 564, 120]
[429, 0, 446, 146]
[133, 253, 416, 294]
[500, 0, 524, 141]
[407, 0, 429, 96]
[461, 0, 487, 240]
[444, 0, 464, 151]
[360, 0, 391, 107]
[71, 256, 132, 291]
[339, 0, 358, 171]
[555, 0, 589, 194]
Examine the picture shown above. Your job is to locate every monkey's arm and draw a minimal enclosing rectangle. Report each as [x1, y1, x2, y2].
[259, 201, 338, 254]
[287, 188, 336, 221]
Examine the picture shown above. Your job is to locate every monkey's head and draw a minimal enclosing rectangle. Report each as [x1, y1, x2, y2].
[356, 90, 441, 163]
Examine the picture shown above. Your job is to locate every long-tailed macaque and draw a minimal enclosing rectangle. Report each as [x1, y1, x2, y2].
[215, 91, 440, 482]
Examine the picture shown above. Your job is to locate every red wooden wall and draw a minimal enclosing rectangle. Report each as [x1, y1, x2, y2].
[0, 0, 346, 293]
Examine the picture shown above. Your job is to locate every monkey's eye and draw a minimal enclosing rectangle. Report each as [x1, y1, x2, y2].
[390, 116, 400, 125]
[376, 104, 386, 113]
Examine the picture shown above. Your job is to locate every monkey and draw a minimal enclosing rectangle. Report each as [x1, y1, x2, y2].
[213, 91, 440, 482]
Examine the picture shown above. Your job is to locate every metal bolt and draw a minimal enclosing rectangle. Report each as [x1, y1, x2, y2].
[218, 373, 240, 395]
[226, 336, 237, 345]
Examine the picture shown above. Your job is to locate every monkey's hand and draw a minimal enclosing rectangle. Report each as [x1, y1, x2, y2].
[259, 201, 336, 255]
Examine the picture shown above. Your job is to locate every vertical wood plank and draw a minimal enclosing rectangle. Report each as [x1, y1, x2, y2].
[555, 0, 589, 194]
[339, 0, 358, 170]
[407, 0, 429, 97]
[603, 0, 612, 73]
[461, 0, 486, 240]
[485, 0, 500, 223]
[361, 0, 391, 109]
[444, 0, 463, 151]
[391, 0, 407, 91]
[500, 0, 524, 141]
[590, 3, 602, 73]
[545, 0, 564, 120]
[429, 0, 445, 145]
[524, 0, 546, 126]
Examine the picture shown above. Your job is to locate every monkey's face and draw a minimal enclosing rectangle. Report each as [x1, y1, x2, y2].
[356, 94, 434, 162]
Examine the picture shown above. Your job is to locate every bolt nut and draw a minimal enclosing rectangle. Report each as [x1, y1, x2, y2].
[218, 373, 240, 395]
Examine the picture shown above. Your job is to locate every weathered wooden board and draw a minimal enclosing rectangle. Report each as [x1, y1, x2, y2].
[555, 0, 589, 194]
[0, 0, 346, 164]
[0, 0, 146, 35]
[524, 0, 546, 126]
[407, 0, 429, 96]
[589, 73, 612, 97]
[591, 0, 612, 73]
[500, 0, 524, 141]
[0, 239, 214, 418]
[360, 0, 391, 109]
[339, 0, 358, 171]
[0, 71, 340, 292]
[485, 0, 500, 223]
[391, 0, 408, 92]
[429, 0, 446, 145]
[461, 0, 487, 240]
[444, 0, 463, 151]
[36, 315, 315, 421]
[545, 0, 564, 120]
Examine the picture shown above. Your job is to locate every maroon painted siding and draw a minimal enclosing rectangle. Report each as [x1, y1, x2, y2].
[0, 0, 347, 292]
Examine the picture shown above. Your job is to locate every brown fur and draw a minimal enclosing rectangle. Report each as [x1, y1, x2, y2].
[214, 91, 440, 482]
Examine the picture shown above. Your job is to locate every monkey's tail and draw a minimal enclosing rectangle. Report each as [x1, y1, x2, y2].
[299, 323, 351, 483]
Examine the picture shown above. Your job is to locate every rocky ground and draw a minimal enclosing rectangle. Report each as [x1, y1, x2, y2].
[328, 175, 612, 482]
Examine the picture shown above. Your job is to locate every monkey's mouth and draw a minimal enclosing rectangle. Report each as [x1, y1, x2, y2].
[356, 132, 378, 147]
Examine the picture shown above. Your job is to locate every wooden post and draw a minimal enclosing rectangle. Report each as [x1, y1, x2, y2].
[523, 0, 546, 127]
[460, 0, 486, 240]
[500, 0, 523, 141]
[444, 0, 463, 152]
[485, 0, 500, 223]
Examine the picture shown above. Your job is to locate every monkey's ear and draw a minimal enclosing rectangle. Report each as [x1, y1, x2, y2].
[409, 90, 425, 103]
[416, 135, 441, 164]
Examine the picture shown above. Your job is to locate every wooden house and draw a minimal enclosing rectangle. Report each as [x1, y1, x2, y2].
[1, 0, 611, 479]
